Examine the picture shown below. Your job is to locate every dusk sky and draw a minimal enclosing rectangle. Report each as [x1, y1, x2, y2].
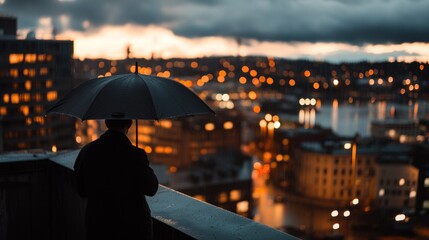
[1, 0, 429, 62]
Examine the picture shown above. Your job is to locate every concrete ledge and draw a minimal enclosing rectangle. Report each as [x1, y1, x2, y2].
[149, 185, 296, 240]
[7, 151, 296, 240]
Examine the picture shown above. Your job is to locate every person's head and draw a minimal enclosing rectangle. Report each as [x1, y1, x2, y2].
[105, 119, 132, 134]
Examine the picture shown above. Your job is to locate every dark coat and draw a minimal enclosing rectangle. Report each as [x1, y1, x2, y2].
[74, 130, 159, 240]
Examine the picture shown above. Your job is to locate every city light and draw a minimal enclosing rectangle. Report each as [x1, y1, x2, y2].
[395, 214, 406, 222]
[343, 210, 350, 217]
[351, 198, 359, 205]
[331, 210, 339, 217]
[332, 223, 340, 230]
[344, 143, 352, 149]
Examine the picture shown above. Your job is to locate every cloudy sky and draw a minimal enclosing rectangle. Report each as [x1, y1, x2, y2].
[1, 0, 429, 62]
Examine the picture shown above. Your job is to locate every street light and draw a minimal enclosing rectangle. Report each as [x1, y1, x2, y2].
[395, 214, 406, 222]
[343, 210, 350, 217]
[344, 134, 359, 202]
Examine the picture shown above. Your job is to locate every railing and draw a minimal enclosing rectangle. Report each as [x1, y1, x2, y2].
[0, 151, 296, 240]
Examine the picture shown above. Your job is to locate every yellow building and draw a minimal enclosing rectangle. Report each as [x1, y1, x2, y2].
[294, 141, 418, 211]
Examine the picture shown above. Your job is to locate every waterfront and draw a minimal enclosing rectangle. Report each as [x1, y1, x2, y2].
[283, 99, 429, 137]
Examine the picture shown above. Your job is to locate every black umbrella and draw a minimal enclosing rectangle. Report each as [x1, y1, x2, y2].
[46, 63, 215, 144]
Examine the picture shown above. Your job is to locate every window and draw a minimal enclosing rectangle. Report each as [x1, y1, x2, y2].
[424, 178, 429, 187]
[9, 54, 24, 64]
[236, 201, 249, 213]
[218, 192, 228, 203]
[230, 190, 241, 201]
[193, 195, 206, 201]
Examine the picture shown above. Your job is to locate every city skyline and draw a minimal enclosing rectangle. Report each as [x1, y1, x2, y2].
[1, 0, 429, 62]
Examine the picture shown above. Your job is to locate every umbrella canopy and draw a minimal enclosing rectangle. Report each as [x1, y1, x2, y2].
[46, 73, 215, 120]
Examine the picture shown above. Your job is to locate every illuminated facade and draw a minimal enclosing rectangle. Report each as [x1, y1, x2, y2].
[374, 157, 418, 209]
[294, 141, 420, 212]
[0, 16, 75, 152]
[295, 142, 377, 207]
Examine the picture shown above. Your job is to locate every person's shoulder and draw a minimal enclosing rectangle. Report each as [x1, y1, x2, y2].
[131, 146, 146, 154]
[79, 138, 101, 153]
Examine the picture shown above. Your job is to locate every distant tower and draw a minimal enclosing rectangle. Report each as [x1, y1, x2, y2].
[52, 25, 57, 40]
[126, 44, 131, 59]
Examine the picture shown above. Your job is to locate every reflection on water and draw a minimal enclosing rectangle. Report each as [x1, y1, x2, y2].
[301, 99, 429, 137]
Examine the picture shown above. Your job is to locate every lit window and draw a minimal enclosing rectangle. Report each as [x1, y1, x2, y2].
[25, 54, 37, 63]
[9, 54, 24, 64]
[11, 94, 19, 104]
[34, 93, 43, 102]
[38, 54, 46, 62]
[424, 178, 429, 187]
[218, 192, 228, 203]
[40, 67, 48, 76]
[25, 81, 32, 90]
[0, 107, 7, 115]
[10, 69, 18, 78]
[46, 91, 57, 102]
[236, 201, 249, 213]
[144, 146, 152, 154]
[19, 105, 30, 116]
[160, 120, 172, 128]
[205, 123, 215, 131]
[33, 116, 45, 125]
[46, 80, 53, 88]
[423, 200, 429, 209]
[230, 190, 241, 201]
[3, 94, 9, 103]
[399, 178, 405, 186]
[223, 121, 233, 130]
[28, 69, 36, 77]
[194, 195, 206, 201]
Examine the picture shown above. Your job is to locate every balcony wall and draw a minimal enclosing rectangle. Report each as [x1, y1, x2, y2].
[0, 151, 296, 240]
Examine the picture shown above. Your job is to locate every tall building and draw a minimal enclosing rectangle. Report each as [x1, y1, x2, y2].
[0, 16, 76, 152]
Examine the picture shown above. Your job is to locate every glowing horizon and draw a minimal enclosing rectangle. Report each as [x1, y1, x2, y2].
[22, 20, 429, 63]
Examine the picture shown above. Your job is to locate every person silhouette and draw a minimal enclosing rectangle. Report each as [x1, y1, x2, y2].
[74, 119, 159, 240]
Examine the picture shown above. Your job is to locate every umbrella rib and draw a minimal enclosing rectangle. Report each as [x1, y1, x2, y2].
[137, 74, 159, 120]
[80, 75, 124, 120]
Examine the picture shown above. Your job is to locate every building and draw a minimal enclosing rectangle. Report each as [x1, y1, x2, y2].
[0, 16, 76, 152]
[75, 108, 242, 168]
[374, 153, 418, 210]
[164, 151, 254, 218]
[294, 139, 420, 212]
[295, 140, 377, 207]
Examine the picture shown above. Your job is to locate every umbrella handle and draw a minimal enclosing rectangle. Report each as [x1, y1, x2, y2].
[135, 119, 138, 147]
